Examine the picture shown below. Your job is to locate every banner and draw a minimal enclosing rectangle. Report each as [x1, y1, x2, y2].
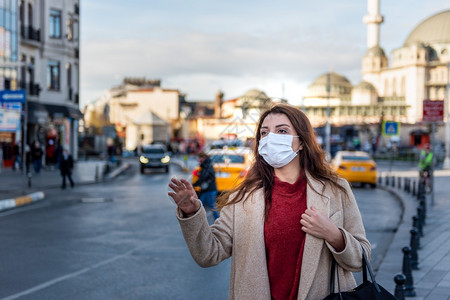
[0, 107, 20, 132]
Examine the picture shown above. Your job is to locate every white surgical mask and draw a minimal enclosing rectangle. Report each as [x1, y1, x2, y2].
[258, 132, 300, 168]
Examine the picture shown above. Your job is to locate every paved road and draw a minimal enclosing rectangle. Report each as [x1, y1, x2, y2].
[0, 161, 401, 299]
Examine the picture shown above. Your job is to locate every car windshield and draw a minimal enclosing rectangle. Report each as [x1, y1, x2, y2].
[342, 156, 370, 161]
[210, 154, 245, 164]
[142, 148, 164, 154]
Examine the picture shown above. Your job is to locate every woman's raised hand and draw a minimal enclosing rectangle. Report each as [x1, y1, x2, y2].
[168, 178, 201, 217]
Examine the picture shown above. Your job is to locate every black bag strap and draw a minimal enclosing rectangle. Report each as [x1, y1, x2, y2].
[329, 246, 381, 294]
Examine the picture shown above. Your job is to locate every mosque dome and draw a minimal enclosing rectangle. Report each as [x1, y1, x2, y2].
[307, 72, 352, 97]
[365, 46, 386, 57]
[240, 89, 269, 101]
[404, 10, 450, 46]
[310, 72, 352, 89]
[354, 81, 377, 92]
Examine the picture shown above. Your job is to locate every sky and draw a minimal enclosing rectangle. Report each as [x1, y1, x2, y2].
[80, 0, 450, 108]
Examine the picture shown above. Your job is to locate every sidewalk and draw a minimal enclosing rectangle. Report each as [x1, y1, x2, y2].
[0, 159, 130, 211]
[376, 166, 450, 299]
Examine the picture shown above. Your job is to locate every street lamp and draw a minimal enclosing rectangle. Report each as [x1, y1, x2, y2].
[325, 73, 331, 157]
[443, 62, 450, 169]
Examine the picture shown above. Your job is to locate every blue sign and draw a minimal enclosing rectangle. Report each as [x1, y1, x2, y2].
[0, 90, 26, 103]
[382, 121, 400, 137]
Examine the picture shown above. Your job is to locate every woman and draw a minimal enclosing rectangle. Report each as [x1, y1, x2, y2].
[168, 103, 370, 300]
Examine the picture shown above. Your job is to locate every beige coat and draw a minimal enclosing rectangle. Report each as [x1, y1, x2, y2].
[176, 173, 371, 300]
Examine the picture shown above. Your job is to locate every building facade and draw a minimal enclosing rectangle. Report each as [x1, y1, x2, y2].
[19, 0, 81, 161]
[83, 78, 184, 152]
[303, 0, 450, 149]
[0, 0, 20, 167]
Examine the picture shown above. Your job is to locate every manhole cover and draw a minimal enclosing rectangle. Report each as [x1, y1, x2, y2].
[80, 198, 113, 203]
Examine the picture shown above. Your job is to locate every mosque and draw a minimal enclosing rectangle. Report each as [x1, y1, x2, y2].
[302, 0, 450, 149]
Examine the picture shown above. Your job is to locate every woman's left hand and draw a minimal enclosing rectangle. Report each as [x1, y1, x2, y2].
[300, 206, 345, 251]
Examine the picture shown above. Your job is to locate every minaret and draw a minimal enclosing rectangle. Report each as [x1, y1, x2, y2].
[362, 0, 387, 78]
[363, 0, 384, 49]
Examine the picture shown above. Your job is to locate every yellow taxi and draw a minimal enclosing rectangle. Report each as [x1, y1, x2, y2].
[192, 147, 254, 193]
[331, 151, 377, 188]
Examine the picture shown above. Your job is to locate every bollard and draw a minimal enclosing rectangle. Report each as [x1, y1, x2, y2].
[394, 273, 406, 300]
[412, 180, 416, 196]
[419, 199, 427, 225]
[378, 173, 382, 185]
[417, 208, 424, 237]
[413, 215, 422, 249]
[95, 165, 99, 182]
[398, 177, 402, 189]
[418, 181, 425, 199]
[410, 229, 420, 270]
[392, 176, 396, 187]
[402, 246, 416, 297]
[386, 175, 390, 186]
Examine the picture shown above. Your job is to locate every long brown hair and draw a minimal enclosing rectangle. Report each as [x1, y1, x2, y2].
[216, 103, 348, 211]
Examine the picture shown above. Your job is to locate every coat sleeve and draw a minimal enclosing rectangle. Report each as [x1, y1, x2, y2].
[325, 179, 371, 272]
[176, 203, 233, 268]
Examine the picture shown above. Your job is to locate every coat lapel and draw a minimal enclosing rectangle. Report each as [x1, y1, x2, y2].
[298, 173, 331, 299]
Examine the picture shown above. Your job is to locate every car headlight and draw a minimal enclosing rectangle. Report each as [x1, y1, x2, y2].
[161, 155, 170, 164]
[140, 156, 149, 164]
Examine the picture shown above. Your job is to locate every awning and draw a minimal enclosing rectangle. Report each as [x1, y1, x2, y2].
[27, 101, 49, 124]
[44, 103, 84, 119]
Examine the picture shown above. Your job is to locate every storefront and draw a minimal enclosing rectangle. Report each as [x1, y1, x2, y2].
[0, 90, 25, 168]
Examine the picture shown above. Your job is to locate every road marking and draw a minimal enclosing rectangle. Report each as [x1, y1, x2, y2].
[80, 197, 113, 203]
[0, 244, 150, 300]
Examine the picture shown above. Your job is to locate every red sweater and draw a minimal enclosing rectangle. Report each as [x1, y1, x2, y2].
[264, 174, 307, 300]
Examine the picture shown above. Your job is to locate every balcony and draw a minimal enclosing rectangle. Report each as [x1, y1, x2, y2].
[19, 81, 41, 96]
[20, 25, 41, 42]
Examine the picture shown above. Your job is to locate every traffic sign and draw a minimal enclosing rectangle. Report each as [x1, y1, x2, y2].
[423, 100, 444, 122]
[0, 90, 26, 103]
[382, 121, 400, 137]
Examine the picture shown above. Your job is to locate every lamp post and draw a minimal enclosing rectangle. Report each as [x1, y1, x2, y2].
[443, 63, 450, 169]
[325, 73, 331, 157]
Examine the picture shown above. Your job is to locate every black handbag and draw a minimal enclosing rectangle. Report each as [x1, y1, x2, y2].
[323, 247, 397, 300]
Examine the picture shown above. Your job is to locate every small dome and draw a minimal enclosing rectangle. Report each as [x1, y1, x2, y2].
[404, 10, 450, 46]
[354, 81, 376, 92]
[241, 89, 269, 101]
[365, 46, 386, 57]
[307, 72, 352, 97]
[311, 72, 352, 88]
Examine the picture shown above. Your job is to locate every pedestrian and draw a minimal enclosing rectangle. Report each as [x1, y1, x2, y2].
[168, 103, 370, 300]
[31, 141, 43, 174]
[192, 151, 219, 220]
[60, 147, 74, 189]
[418, 143, 433, 175]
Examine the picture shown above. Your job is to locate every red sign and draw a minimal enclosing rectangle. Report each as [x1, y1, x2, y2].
[423, 100, 444, 122]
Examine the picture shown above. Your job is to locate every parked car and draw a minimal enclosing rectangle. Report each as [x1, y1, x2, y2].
[139, 144, 170, 173]
[192, 147, 253, 192]
[331, 151, 377, 188]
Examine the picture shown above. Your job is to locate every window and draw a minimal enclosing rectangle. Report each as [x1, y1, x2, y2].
[47, 60, 60, 90]
[49, 9, 61, 38]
